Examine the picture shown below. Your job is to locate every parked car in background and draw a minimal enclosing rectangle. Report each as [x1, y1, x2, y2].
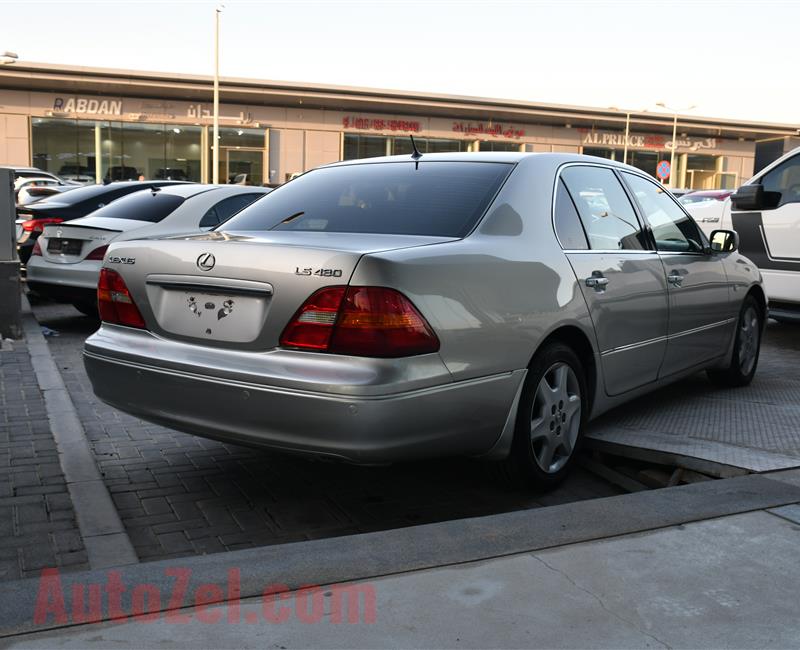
[104, 166, 140, 182]
[679, 189, 734, 235]
[15, 177, 63, 202]
[155, 168, 190, 181]
[669, 187, 695, 198]
[723, 146, 800, 323]
[3, 165, 71, 187]
[16, 181, 76, 206]
[27, 184, 269, 316]
[58, 164, 96, 184]
[84, 153, 765, 489]
[15, 180, 186, 265]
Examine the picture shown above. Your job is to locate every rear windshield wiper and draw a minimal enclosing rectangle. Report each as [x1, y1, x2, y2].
[271, 211, 305, 229]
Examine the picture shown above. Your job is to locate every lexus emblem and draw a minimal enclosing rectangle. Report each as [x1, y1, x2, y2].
[197, 253, 216, 271]
[56, 228, 63, 238]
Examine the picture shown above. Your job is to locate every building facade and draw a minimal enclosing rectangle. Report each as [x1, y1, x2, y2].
[1, 63, 798, 189]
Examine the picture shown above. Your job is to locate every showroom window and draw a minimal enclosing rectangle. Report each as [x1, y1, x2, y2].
[31, 117, 203, 183]
[343, 134, 389, 160]
[478, 140, 523, 152]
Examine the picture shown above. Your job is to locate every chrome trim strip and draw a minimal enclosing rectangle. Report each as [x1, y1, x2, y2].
[601, 335, 667, 357]
[600, 318, 735, 357]
[669, 318, 735, 340]
[146, 273, 274, 296]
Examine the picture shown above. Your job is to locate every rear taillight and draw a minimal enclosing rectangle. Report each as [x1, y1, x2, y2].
[97, 268, 146, 329]
[22, 217, 64, 233]
[280, 286, 439, 357]
[31, 240, 42, 256]
[85, 245, 109, 261]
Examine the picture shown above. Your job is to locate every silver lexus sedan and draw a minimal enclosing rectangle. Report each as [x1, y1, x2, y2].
[84, 153, 766, 489]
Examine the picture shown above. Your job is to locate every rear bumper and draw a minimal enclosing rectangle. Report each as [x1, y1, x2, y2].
[25, 258, 100, 304]
[83, 325, 524, 463]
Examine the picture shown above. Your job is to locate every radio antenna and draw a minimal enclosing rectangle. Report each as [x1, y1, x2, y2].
[409, 135, 422, 160]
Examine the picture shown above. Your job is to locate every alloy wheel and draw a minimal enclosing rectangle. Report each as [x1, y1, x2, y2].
[738, 305, 760, 376]
[529, 362, 582, 474]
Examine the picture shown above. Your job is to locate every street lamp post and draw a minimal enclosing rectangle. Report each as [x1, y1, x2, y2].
[212, 7, 223, 184]
[656, 102, 696, 186]
[608, 107, 647, 165]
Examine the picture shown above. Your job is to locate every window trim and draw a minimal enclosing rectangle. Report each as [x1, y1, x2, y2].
[618, 169, 709, 255]
[757, 153, 800, 209]
[551, 161, 655, 254]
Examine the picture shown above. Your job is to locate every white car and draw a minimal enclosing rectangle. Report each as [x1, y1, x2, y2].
[722, 146, 800, 323]
[26, 184, 270, 315]
[679, 190, 734, 236]
[15, 177, 75, 205]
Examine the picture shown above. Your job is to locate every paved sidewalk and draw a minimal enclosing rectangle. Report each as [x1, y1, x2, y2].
[7, 475, 800, 648]
[0, 338, 88, 581]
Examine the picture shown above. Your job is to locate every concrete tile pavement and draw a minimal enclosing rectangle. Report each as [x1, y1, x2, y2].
[0, 338, 88, 581]
[7, 507, 800, 649]
[30, 300, 621, 563]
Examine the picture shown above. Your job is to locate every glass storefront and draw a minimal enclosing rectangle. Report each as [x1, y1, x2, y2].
[214, 127, 266, 185]
[343, 134, 468, 160]
[32, 118, 203, 183]
[582, 146, 659, 178]
[478, 140, 522, 152]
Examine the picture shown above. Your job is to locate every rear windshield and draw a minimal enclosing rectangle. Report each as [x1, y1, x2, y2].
[222, 161, 512, 237]
[87, 190, 185, 223]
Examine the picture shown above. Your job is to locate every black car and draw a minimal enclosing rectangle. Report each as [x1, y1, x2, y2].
[15, 181, 186, 265]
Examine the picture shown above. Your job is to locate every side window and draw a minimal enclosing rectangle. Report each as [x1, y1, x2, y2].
[761, 155, 800, 208]
[202, 193, 262, 228]
[199, 206, 219, 229]
[561, 166, 647, 250]
[622, 172, 705, 253]
[553, 179, 588, 249]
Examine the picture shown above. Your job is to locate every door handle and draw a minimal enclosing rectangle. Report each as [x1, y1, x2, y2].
[667, 272, 684, 287]
[585, 273, 609, 291]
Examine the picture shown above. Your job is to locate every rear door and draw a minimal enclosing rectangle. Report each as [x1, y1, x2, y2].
[558, 165, 669, 396]
[621, 172, 731, 376]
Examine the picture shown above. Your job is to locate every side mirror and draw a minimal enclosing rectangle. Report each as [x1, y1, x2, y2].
[731, 183, 781, 211]
[709, 229, 739, 253]
[731, 184, 763, 210]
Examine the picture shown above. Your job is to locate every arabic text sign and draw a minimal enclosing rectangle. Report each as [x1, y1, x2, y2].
[452, 122, 525, 139]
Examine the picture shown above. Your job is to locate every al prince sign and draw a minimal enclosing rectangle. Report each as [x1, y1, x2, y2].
[580, 129, 718, 152]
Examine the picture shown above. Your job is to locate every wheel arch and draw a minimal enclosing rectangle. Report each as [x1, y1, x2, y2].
[746, 284, 768, 325]
[531, 324, 598, 412]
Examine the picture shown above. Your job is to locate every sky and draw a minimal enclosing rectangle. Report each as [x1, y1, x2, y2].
[1, 0, 798, 125]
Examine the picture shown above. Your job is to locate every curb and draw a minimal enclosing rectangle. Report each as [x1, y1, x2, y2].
[20, 295, 138, 571]
[2, 470, 800, 638]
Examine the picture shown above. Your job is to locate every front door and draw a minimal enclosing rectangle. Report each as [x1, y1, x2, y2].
[730, 152, 800, 306]
[558, 165, 669, 396]
[621, 172, 732, 377]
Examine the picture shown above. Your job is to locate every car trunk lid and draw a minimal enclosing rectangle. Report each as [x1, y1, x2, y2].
[39, 218, 131, 264]
[105, 231, 454, 350]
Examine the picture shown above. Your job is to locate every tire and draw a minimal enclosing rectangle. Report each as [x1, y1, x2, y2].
[707, 295, 762, 387]
[72, 301, 99, 319]
[501, 342, 588, 491]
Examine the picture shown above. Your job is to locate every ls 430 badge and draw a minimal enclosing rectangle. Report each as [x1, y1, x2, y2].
[295, 267, 343, 277]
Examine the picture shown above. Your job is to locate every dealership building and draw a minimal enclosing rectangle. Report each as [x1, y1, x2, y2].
[0, 62, 798, 188]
